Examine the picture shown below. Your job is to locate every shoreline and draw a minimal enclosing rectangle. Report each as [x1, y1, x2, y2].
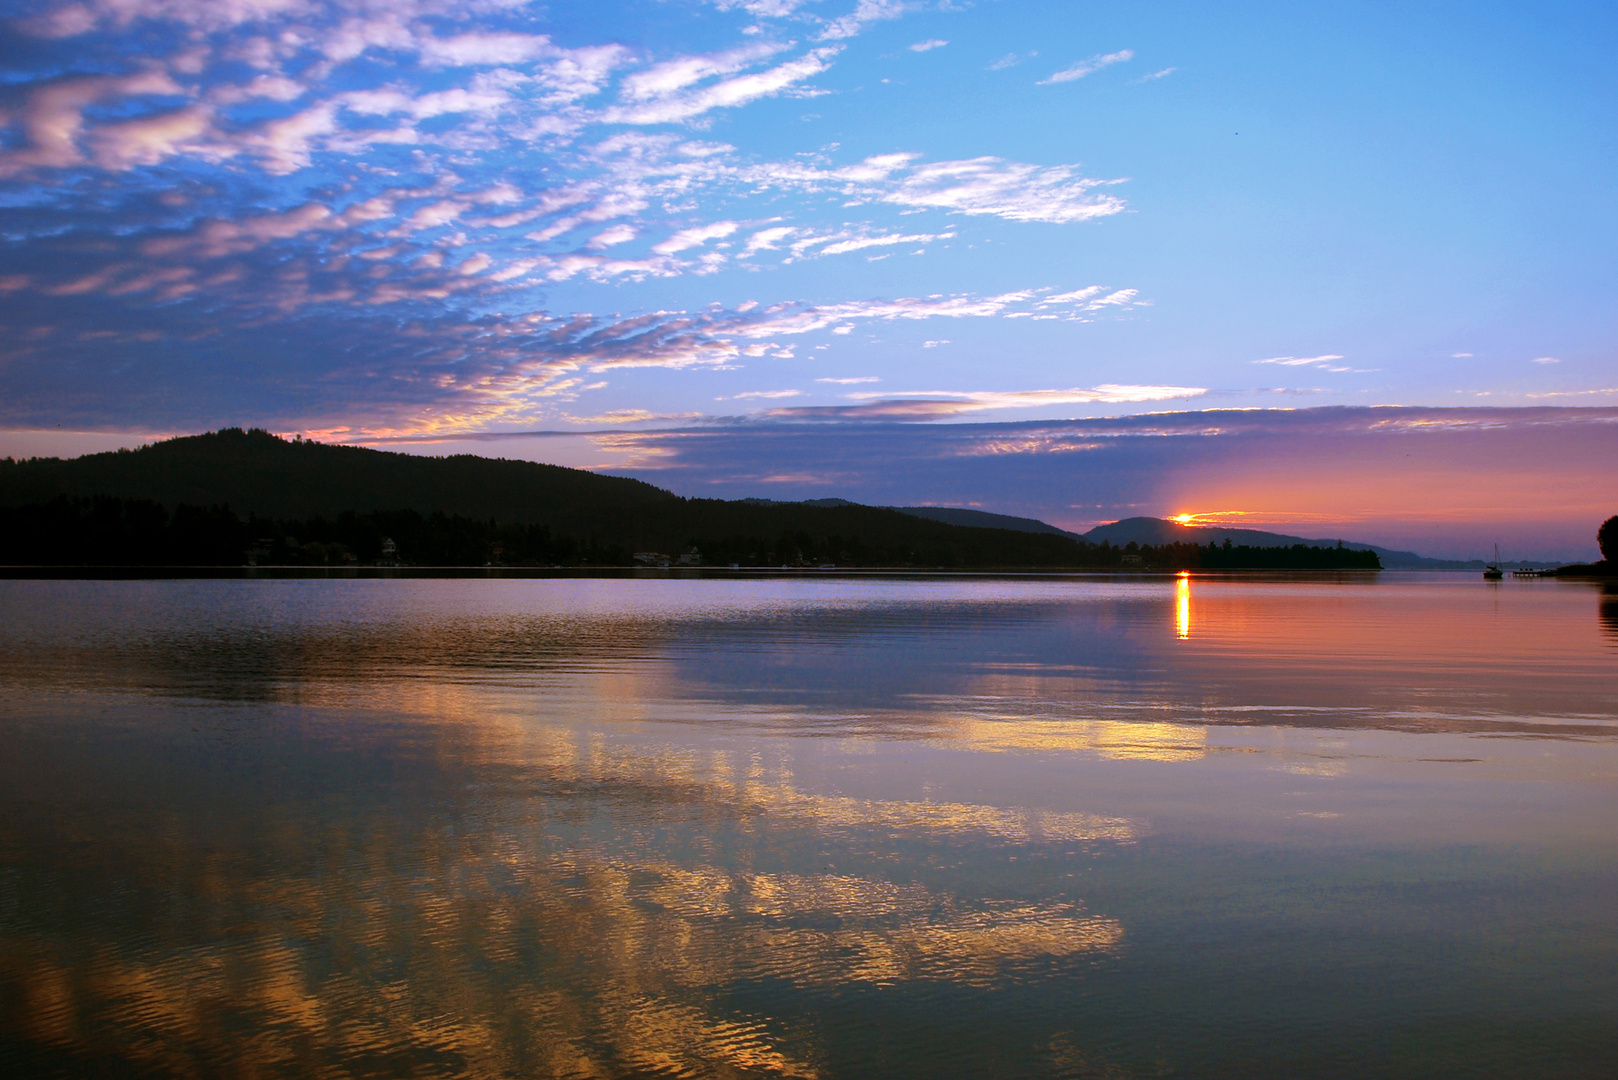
[0, 565, 1521, 581]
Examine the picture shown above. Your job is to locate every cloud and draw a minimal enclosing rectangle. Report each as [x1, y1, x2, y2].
[1, 21, 636, 177]
[957, 436, 1104, 456]
[818, 0, 906, 42]
[89, 104, 215, 169]
[619, 41, 790, 101]
[1040, 286, 1105, 304]
[1040, 287, 1137, 310]
[759, 384, 1207, 420]
[0, 111, 1140, 314]
[741, 226, 797, 255]
[988, 51, 1035, 71]
[734, 153, 1127, 225]
[854, 385, 1203, 406]
[881, 158, 1124, 223]
[17, 0, 310, 36]
[816, 376, 880, 384]
[0, 36, 1124, 255]
[209, 74, 306, 105]
[1039, 50, 1134, 85]
[724, 288, 1141, 340]
[603, 48, 840, 124]
[418, 31, 560, 68]
[0, 69, 187, 177]
[0, 281, 1144, 434]
[1252, 354, 1354, 372]
[908, 39, 948, 53]
[239, 102, 342, 175]
[730, 389, 802, 399]
[1133, 67, 1175, 82]
[0, 2, 1150, 441]
[1254, 355, 1344, 366]
[567, 407, 709, 424]
[710, 0, 816, 17]
[652, 220, 740, 254]
[1531, 356, 1561, 364]
[814, 230, 952, 255]
[586, 223, 638, 249]
[140, 201, 337, 258]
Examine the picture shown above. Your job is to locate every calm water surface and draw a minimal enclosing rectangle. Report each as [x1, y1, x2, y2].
[1, 574, 1615, 1078]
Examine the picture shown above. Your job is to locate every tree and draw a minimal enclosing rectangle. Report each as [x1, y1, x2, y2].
[1600, 515, 1618, 563]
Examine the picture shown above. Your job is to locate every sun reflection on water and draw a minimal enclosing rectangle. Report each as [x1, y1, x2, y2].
[1176, 572, 1191, 640]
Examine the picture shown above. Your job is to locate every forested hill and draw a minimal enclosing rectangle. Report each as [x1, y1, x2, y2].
[0, 428, 675, 523]
[0, 430, 1381, 570]
[0, 429, 1095, 567]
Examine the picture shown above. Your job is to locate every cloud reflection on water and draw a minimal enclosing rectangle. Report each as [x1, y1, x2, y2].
[1, 577, 1616, 1077]
[0, 695, 1130, 1078]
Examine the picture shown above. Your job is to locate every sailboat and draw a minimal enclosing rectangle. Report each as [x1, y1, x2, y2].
[1483, 543, 1504, 580]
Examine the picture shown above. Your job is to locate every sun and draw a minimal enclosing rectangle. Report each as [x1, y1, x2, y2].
[1171, 514, 1195, 525]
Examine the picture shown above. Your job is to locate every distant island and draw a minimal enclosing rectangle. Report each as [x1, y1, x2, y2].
[0, 429, 1385, 572]
[1078, 517, 1483, 570]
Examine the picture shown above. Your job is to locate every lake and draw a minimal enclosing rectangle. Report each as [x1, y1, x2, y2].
[1, 573, 1615, 1078]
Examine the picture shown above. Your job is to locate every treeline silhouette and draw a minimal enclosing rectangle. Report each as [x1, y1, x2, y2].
[1201, 541, 1381, 570]
[0, 497, 618, 567]
[0, 430, 1381, 570]
[0, 495, 1384, 570]
[0, 494, 1087, 568]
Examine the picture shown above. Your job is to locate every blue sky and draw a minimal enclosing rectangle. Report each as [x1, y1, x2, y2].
[1, 0, 1615, 551]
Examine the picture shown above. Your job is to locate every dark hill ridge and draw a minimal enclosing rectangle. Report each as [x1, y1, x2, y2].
[744, 498, 1078, 538]
[0, 430, 1385, 570]
[887, 505, 1080, 538]
[0, 427, 674, 524]
[0, 429, 1095, 568]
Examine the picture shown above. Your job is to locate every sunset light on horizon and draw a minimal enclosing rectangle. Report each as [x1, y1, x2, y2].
[1, 0, 1614, 554]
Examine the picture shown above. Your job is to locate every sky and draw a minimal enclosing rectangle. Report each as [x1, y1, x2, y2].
[1, 0, 1615, 556]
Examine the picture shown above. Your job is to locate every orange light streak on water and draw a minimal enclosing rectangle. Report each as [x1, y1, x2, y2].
[1176, 572, 1191, 640]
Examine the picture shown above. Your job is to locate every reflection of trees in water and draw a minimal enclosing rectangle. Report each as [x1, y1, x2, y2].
[0, 611, 668, 704]
[0, 707, 1130, 1078]
[1602, 586, 1618, 644]
[11, 583, 1605, 741]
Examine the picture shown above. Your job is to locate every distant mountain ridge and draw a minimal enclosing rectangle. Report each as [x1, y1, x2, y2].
[867, 507, 1473, 568]
[1079, 517, 1477, 569]
[730, 503, 1474, 567]
[744, 500, 1081, 538]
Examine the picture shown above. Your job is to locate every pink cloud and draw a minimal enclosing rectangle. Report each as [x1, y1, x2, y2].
[90, 104, 214, 169]
[0, 69, 184, 176]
